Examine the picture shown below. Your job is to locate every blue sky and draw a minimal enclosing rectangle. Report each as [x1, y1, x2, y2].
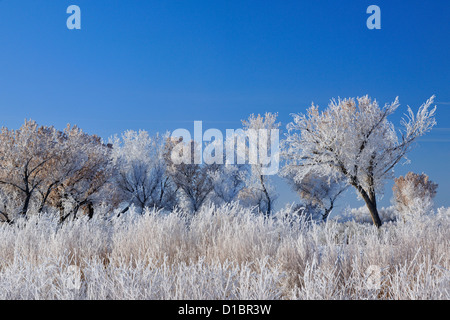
[0, 0, 449, 211]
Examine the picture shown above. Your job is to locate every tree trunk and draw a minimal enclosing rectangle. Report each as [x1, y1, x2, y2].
[117, 205, 130, 217]
[38, 182, 59, 213]
[365, 198, 382, 228]
[58, 201, 65, 223]
[0, 211, 11, 224]
[86, 202, 94, 220]
[352, 183, 382, 228]
[21, 192, 32, 217]
[323, 204, 333, 221]
[259, 174, 271, 218]
[359, 189, 382, 228]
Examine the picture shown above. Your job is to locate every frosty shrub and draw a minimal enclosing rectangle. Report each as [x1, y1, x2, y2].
[393, 172, 438, 220]
[0, 203, 448, 300]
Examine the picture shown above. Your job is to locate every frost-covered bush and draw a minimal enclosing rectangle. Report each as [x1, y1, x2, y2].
[0, 203, 448, 300]
[393, 172, 438, 221]
[284, 172, 348, 221]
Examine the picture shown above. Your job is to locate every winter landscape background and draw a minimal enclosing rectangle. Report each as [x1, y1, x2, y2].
[0, 1, 449, 300]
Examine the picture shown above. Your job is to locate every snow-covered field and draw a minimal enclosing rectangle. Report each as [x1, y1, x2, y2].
[0, 203, 448, 300]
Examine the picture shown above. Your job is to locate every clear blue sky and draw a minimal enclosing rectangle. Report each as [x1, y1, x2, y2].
[0, 0, 449, 211]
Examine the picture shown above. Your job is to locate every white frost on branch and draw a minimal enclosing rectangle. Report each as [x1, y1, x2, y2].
[282, 95, 436, 227]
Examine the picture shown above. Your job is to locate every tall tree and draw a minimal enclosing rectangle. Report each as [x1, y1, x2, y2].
[239, 113, 280, 217]
[0, 120, 63, 218]
[282, 96, 436, 227]
[207, 134, 248, 205]
[166, 139, 217, 213]
[0, 121, 114, 222]
[47, 125, 115, 222]
[111, 130, 176, 214]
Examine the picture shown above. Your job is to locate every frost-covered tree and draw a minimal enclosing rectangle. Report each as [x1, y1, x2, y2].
[393, 172, 438, 220]
[210, 165, 246, 205]
[111, 130, 176, 214]
[239, 113, 280, 217]
[0, 120, 114, 222]
[207, 134, 248, 205]
[48, 125, 115, 222]
[286, 172, 348, 221]
[282, 96, 437, 227]
[166, 139, 217, 213]
[0, 120, 63, 218]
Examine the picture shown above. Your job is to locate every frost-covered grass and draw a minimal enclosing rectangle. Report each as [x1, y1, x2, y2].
[0, 203, 448, 300]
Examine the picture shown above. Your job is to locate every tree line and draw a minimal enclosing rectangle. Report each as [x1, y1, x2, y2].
[0, 95, 438, 227]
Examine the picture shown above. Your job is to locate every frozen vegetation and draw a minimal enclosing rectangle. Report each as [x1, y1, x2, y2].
[0, 95, 446, 300]
[0, 203, 448, 300]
